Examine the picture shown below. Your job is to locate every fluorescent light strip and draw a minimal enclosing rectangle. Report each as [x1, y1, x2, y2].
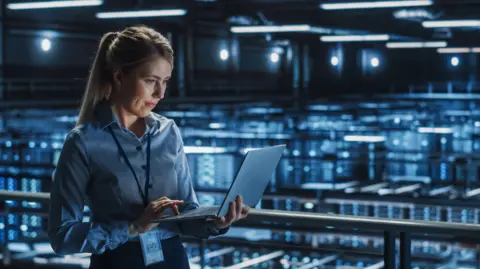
[297, 255, 338, 269]
[417, 127, 453, 134]
[344, 135, 386, 142]
[437, 47, 480, 54]
[422, 20, 480, 28]
[230, 25, 334, 34]
[189, 247, 235, 264]
[223, 251, 284, 269]
[386, 41, 447, 48]
[321, 0, 432, 10]
[231, 25, 311, 33]
[7, 0, 102, 9]
[321, 35, 389, 42]
[183, 146, 227, 154]
[96, 9, 187, 19]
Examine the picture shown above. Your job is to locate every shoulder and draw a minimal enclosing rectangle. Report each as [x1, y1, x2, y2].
[63, 126, 88, 149]
[57, 126, 90, 159]
[63, 123, 104, 154]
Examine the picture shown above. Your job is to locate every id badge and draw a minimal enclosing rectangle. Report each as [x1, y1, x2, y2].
[139, 230, 165, 266]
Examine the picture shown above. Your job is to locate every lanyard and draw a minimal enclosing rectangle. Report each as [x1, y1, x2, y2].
[108, 126, 151, 207]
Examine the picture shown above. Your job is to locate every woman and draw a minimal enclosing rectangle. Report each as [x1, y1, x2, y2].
[48, 25, 250, 269]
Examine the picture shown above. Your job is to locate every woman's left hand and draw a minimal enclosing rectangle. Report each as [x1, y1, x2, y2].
[213, 195, 250, 230]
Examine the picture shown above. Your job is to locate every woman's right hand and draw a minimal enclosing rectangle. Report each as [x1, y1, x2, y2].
[133, 197, 184, 233]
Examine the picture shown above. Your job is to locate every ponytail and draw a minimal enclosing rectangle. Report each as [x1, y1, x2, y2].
[76, 32, 117, 126]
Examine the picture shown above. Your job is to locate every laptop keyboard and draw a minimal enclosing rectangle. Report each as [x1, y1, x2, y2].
[179, 206, 219, 218]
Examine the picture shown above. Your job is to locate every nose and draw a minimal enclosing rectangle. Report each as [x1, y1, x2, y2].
[153, 83, 165, 99]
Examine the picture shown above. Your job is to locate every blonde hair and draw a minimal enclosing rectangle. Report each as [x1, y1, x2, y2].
[76, 25, 174, 126]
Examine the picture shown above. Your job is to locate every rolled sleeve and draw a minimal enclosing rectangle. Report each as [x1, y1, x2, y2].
[173, 124, 229, 239]
[48, 130, 130, 255]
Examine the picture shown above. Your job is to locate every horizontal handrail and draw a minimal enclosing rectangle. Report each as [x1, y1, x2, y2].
[243, 209, 480, 239]
[0, 191, 50, 203]
[2, 190, 480, 239]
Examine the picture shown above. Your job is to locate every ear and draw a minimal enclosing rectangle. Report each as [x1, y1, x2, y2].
[112, 68, 122, 86]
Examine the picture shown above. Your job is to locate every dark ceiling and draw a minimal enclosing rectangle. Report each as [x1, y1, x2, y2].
[3, 0, 480, 46]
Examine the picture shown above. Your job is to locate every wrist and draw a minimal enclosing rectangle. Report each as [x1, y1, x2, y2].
[128, 222, 140, 235]
[132, 218, 147, 233]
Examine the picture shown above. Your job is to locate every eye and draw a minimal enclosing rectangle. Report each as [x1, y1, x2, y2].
[145, 79, 156, 84]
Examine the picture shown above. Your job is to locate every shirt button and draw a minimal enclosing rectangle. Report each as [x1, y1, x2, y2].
[136, 146, 142, 151]
[141, 165, 147, 170]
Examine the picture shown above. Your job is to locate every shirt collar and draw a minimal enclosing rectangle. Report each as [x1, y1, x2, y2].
[94, 100, 160, 131]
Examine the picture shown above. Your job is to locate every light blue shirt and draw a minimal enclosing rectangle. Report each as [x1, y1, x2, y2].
[48, 100, 227, 255]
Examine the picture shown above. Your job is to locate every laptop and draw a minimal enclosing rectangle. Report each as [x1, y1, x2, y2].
[153, 144, 286, 223]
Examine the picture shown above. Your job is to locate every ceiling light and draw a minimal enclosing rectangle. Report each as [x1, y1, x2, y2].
[422, 20, 480, 28]
[7, 0, 102, 9]
[320, 35, 389, 42]
[393, 9, 434, 20]
[320, 0, 433, 10]
[231, 25, 310, 33]
[386, 41, 447, 48]
[41, 38, 51, 52]
[437, 47, 480, 54]
[96, 9, 187, 19]
[270, 52, 280, 63]
[230, 25, 332, 34]
[450, 56, 460, 67]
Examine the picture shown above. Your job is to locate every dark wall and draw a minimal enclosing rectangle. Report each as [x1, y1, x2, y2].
[4, 33, 98, 78]
[308, 42, 479, 97]
[5, 35, 97, 67]
[1, 28, 478, 98]
[189, 36, 284, 96]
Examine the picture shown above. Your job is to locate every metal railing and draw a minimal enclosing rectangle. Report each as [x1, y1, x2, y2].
[2, 190, 480, 269]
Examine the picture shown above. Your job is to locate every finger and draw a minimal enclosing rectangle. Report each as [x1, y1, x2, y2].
[158, 200, 179, 208]
[154, 201, 176, 212]
[161, 200, 183, 206]
[214, 216, 226, 225]
[163, 202, 183, 214]
[172, 205, 180, 216]
[236, 196, 243, 219]
[157, 197, 169, 202]
[227, 201, 236, 223]
[236, 194, 242, 204]
[241, 206, 250, 217]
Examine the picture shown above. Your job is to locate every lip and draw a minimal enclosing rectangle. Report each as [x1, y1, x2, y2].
[145, 101, 157, 108]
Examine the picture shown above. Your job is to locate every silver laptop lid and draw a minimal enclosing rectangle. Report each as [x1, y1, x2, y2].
[217, 144, 286, 217]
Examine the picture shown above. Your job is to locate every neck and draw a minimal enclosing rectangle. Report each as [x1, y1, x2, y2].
[111, 104, 144, 131]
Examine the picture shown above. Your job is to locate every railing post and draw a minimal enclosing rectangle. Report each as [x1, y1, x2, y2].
[200, 238, 206, 269]
[384, 230, 395, 269]
[2, 202, 11, 266]
[400, 232, 411, 269]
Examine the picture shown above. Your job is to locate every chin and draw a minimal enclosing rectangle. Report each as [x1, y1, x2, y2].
[139, 109, 152, 118]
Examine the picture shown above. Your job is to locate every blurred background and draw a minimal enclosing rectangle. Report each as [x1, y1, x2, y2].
[0, 0, 480, 268]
